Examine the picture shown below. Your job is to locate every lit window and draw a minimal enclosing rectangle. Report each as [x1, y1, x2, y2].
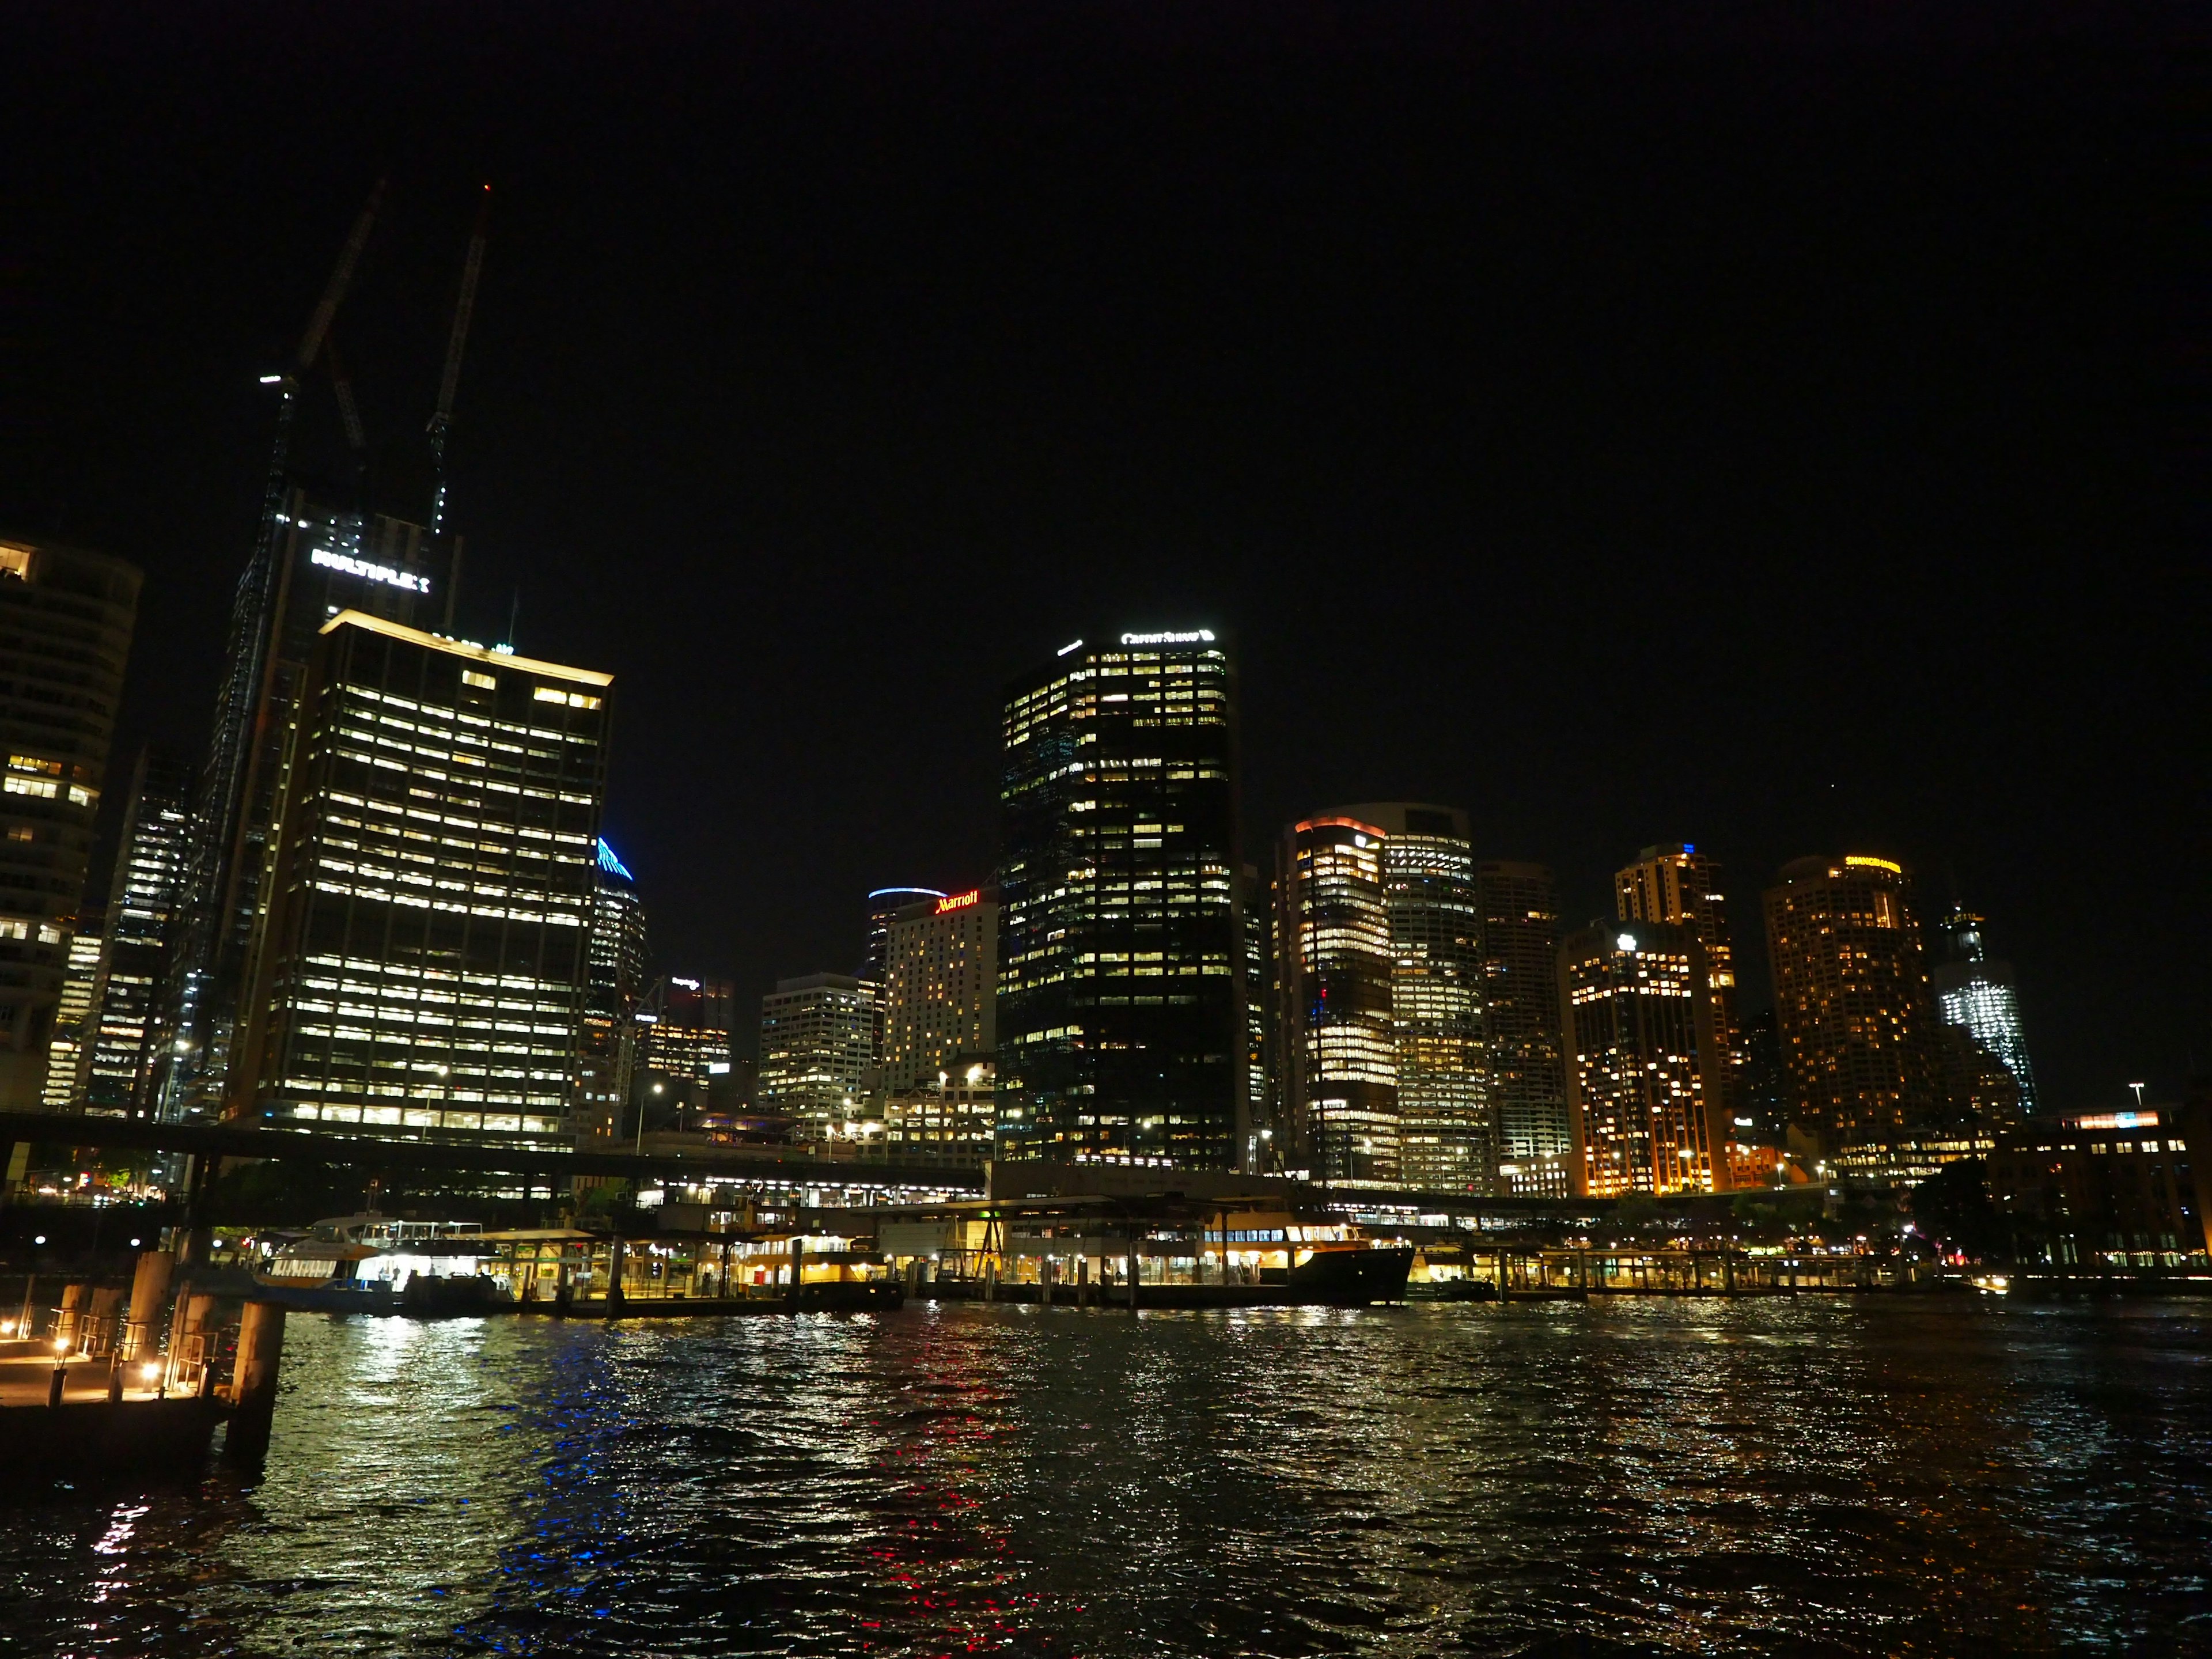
[463, 670, 497, 690]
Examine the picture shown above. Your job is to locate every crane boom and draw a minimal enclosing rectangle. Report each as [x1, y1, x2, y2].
[426, 184, 490, 535]
[321, 334, 369, 453]
[296, 177, 387, 374]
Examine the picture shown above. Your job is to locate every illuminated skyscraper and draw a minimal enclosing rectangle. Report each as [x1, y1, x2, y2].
[881, 888, 997, 1090]
[867, 887, 946, 983]
[1276, 815, 1399, 1182]
[996, 628, 1245, 1168]
[0, 536, 140, 1110]
[1762, 854, 1937, 1147]
[228, 612, 611, 1144]
[79, 751, 193, 1115]
[1616, 844, 1741, 1111]
[1478, 859, 1570, 1184]
[41, 930, 104, 1111]
[1346, 803, 1488, 1192]
[156, 491, 459, 1122]
[577, 839, 647, 1142]
[641, 976, 736, 1082]
[1931, 906, 2038, 1116]
[758, 973, 877, 1141]
[1559, 919, 1732, 1196]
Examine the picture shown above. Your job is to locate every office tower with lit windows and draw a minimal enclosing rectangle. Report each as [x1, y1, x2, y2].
[576, 839, 648, 1141]
[227, 612, 610, 1143]
[1616, 844, 1741, 1111]
[76, 751, 193, 1114]
[0, 536, 141, 1110]
[1559, 919, 1732, 1197]
[641, 976, 736, 1082]
[883, 1056, 998, 1156]
[1931, 906, 2038, 1116]
[1345, 802, 1488, 1192]
[757, 973, 878, 1141]
[996, 629, 1245, 1168]
[155, 492, 460, 1123]
[1238, 862, 1274, 1166]
[1276, 815, 1399, 1182]
[1762, 854, 1937, 1147]
[1478, 859, 1570, 1190]
[881, 888, 997, 1090]
[41, 931, 104, 1110]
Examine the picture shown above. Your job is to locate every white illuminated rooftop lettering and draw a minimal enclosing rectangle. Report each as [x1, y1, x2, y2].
[1118, 629, 1214, 645]
[311, 547, 431, 594]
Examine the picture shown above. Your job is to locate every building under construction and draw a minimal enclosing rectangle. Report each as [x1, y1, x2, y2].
[150, 183, 492, 1123]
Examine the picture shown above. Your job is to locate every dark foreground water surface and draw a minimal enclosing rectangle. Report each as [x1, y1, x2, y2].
[2, 1299, 2208, 1657]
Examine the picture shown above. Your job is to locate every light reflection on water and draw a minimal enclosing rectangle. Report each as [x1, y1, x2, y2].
[1, 1299, 2207, 1656]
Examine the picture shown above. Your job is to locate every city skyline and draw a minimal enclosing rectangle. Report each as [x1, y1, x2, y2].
[3, 9, 2193, 1115]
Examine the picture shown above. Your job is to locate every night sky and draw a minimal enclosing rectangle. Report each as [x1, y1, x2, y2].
[6, 6, 2198, 1108]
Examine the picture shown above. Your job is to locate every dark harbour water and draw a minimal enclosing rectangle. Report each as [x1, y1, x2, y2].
[2, 1300, 2209, 1657]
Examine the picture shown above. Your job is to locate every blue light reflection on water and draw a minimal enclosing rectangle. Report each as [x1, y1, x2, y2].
[1, 1299, 2207, 1656]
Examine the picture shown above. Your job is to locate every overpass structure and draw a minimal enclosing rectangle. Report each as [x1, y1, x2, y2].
[1, 1113, 1613, 1226]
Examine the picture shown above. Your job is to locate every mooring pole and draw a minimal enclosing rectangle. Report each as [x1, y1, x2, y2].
[224, 1301, 288, 1464]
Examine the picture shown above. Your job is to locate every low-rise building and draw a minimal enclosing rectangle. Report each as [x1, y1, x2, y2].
[1988, 1107, 2210, 1268]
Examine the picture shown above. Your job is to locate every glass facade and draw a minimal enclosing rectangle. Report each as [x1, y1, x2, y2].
[157, 488, 457, 1122]
[995, 631, 1245, 1168]
[1932, 907, 2039, 1116]
[1277, 816, 1399, 1183]
[230, 611, 609, 1145]
[78, 751, 193, 1114]
[575, 839, 647, 1142]
[1478, 859, 1570, 1170]
[1560, 919, 1729, 1196]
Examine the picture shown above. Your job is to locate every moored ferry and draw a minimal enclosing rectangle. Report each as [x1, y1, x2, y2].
[255, 1214, 515, 1315]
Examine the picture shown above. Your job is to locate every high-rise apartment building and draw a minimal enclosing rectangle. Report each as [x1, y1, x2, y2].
[1616, 844, 1741, 1112]
[996, 628, 1245, 1168]
[641, 976, 735, 1082]
[1238, 861, 1274, 1167]
[227, 612, 611, 1144]
[880, 887, 997, 1090]
[0, 536, 141, 1109]
[41, 931, 104, 1110]
[156, 491, 460, 1124]
[1762, 854, 1936, 1147]
[1347, 802, 1488, 1192]
[1478, 859, 1570, 1183]
[1559, 919, 1732, 1197]
[78, 752, 193, 1114]
[757, 973, 877, 1141]
[1276, 816, 1399, 1182]
[1931, 907, 2038, 1116]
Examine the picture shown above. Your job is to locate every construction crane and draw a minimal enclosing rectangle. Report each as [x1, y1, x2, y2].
[426, 184, 490, 536]
[320, 332, 369, 455]
[255, 178, 387, 500]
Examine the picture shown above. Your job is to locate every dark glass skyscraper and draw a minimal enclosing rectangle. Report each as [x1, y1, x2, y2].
[81, 751, 193, 1115]
[156, 488, 459, 1121]
[996, 628, 1245, 1168]
[1931, 906, 2038, 1116]
[1478, 859, 1570, 1188]
[577, 838, 647, 1142]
